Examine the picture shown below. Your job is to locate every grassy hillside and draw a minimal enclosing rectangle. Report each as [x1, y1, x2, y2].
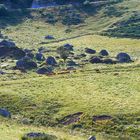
[0, 0, 140, 139]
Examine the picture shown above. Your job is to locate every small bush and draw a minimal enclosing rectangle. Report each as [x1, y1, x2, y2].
[62, 13, 84, 25]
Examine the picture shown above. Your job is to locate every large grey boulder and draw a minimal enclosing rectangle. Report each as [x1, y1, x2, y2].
[116, 52, 132, 63]
[16, 57, 37, 70]
[46, 56, 57, 66]
[0, 40, 25, 59]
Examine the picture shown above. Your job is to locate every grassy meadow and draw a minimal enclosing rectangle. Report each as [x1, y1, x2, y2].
[0, 0, 140, 139]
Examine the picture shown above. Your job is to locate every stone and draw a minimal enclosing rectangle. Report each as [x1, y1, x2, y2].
[85, 48, 96, 54]
[116, 52, 132, 63]
[0, 40, 25, 59]
[0, 70, 6, 75]
[99, 49, 109, 56]
[103, 58, 115, 64]
[63, 44, 74, 51]
[0, 108, 11, 118]
[0, 40, 16, 48]
[35, 53, 45, 61]
[45, 35, 55, 40]
[67, 60, 79, 66]
[22, 132, 57, 140]
[88, 136, 96, 140]
[16, 58, 37, 70]
[46, 56, 57, 66]
[37, 67, 53, 74]
[90, 57, 102, 63]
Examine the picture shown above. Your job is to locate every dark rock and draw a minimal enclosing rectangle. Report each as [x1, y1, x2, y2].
[16, 58, 37, 70]
[93, 115, 112, 122]
[59, 112, 83, 125]
[63, 44, 74, 51]
[36, 53, 45, 61]
[38, 47, 50, 53]
[0, 40, 25, 59]
[85, 48, 96, 54]
[46, 56, 57, 66]
[37, 67, 53, 74]
[0, 71, 6, 75]
[45, 35, 55, 40]
[67, 60, 79, 66]
[26, 53, 34, 59]
[0, 40, 16, 48]
[22, 132, 57, 140]
[88, 136, 96, 140]
[103, 58, 116, 64]
[116, 52, 132, 63]
[0, 108, 11, 118]
[90, 57, 102, 63]
[99, 49, 109, 56]
[24, 49, 33, 53]
[67, 67, 76, 71]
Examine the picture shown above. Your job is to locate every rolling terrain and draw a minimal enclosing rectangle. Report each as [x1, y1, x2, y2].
[0, 0, 140, 139]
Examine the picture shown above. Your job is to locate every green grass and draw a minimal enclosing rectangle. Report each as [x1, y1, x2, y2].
[0, 0, 140, 139]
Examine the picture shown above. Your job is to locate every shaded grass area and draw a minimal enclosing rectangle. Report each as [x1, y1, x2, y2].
[0, 117, 87, 140]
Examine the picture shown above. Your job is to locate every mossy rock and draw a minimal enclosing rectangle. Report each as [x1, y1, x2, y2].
[21, 132, 57, 140]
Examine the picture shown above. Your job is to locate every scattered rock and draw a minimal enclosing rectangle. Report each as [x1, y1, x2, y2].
[0, 108, 11, 118]
[22, 132, 57, 140]
[63, 44, 74, 51]
[46, 56, 57, 66]
[59, 112, 83, 125]
[99, 49, 109, 56]
[38, 47, 50, 53]
[0, 70, 6, 75]
[67, 60, 79, 66]
[85, 48, 96, 54]
[90, 57, 102, 63]
[0, 39, 16, 48]
[116, 52, 132, 63]
[26, 52, 34, 59]
[103, 58, 116, 64]
[37, 67, 54, 75]
[93, 115, 112, 122]
[45, 35, 55, 40]
[88, 136, 96, 140]
[0, 40, 25, 59]
[16, 57, 37, 70]
[35, 53, 45, 61]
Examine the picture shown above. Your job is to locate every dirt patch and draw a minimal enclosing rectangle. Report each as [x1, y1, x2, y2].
[59, 112, 83, 125]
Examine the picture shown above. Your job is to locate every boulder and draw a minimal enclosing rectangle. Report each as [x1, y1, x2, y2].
[63, 44, 74, 51]
[37, 67, 53, 75]
[103, 58, 115, 64]
[46, 56, 57, 66]
[22, 132, 57, 140]
[67, 60, 79, 66]
[45, 35, 55, 40]
[88, 136, 96, 140]
[35, 53, 45, 61]
[0, 40, 25, 59]
[38, 47, 50, 53]
[85, 48, 96, 54]
[90, 57, 102, 63]
[0, 70, 6, 75]
[16, 58, 37, 70]
[116, 52, 132, 63]
[99, 49, 109, 56]
[0, 108, 11, 118]
[0, 40, 16, 48]
[26, 52, 34, 59]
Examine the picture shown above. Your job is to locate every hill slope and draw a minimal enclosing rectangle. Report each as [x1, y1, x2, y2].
[0, 0, 140, 139]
